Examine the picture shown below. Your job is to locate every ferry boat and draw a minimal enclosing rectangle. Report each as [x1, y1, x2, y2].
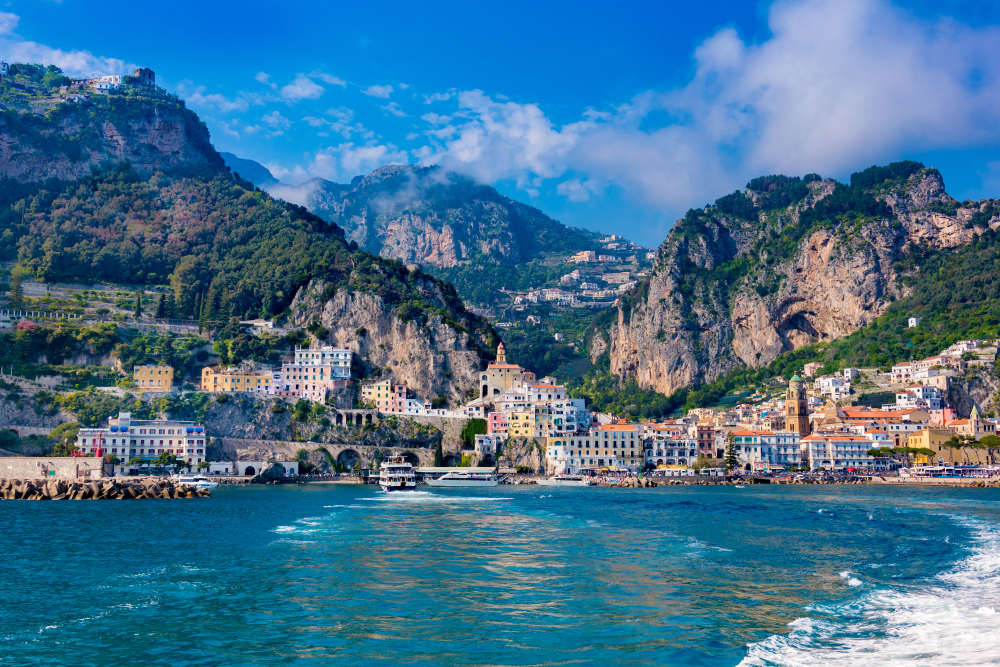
[425, 470, 499, 487]
[536, 473, 593, 487]
[379, 454, 417, 492]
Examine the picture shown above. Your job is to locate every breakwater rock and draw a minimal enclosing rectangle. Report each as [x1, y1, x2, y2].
[0, 478, 210, 500]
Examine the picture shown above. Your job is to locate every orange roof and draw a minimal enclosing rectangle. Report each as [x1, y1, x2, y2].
[488, 364, 523, 370]
[947, 419, 970, 425]
[866, 429, 887, 434]
[597, 424, 639, 431]
[732, 430, 774, 436]
[530, 383, 561, 389]
[803, 435, 872, 442]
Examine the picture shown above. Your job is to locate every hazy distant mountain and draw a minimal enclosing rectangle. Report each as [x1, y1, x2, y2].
[219, 152, 278, 187]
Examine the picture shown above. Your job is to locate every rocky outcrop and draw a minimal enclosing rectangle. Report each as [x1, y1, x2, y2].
[607, 168, 1000, 395]
[265, 165, 595, 269]
[0, 98, 224, 182]
[288, 279, 487, 402]
[499, 438, 546, 474]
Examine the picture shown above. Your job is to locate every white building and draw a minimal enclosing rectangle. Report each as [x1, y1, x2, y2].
[802, 434, 875, 471]
[908, 317, 922, 328]
[75, 412, 208, 475]
[474, 434, 502, 458]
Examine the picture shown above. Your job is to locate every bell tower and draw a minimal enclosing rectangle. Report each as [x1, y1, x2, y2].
[496, 342, 506, 364]
[785, 374, 811, 437]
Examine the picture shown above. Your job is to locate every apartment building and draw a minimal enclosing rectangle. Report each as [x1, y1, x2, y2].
[134, 365, 174, 391]
[278, 344, 353, 402]
[201, 364, 272, 394]
[75, 412, 208, 474]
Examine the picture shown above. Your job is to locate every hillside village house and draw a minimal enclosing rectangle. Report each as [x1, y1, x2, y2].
[278, 344, 353, 402]
[75, 412, 207, 474]
[480, 343, 535, 398]
[201, 363, 272, 394]
[946, 406, 997, 439]
[134, 364, 173, 391]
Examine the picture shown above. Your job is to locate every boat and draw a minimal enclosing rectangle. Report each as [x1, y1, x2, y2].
[379, 454, 417, 492]
[175, 474, 219, 490]
[536, 474, 593, 487]
[734, 484, 745, 489]
[425, 470, 499, 487]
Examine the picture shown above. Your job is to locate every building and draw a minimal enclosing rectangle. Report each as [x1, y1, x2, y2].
[889, 385, 943, 411]
[487, 412, 509, 436]
[572, 251, 597, 263]
[361, 379, 392, 408]
[0, 62, 7, 77]
[891, 363, 915, 385]
[134, 365, 174, 391]
[479, 343, 535, 399]
[802, 362, 823, 377]
[474, 434, 503, 459]
[75, 412, 207, 474]
[907, 428, 962, 464]
[278, 344, 353, 402]
[507, 410, 536, 437]
[946, 406, 997, 440]
[784, 375, 811, 436]
[908, 317, 922, 328]
[801, 434, 875, 471]
[88, 75, 123, 92]
[201, 363, 272, 394]
[132, 67, 155, 86]
[591, 423, 642, 469]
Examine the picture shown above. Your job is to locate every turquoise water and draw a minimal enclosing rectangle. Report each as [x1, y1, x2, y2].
[3, 484, 1000, 666]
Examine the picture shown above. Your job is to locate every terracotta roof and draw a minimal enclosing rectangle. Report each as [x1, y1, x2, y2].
[733, 430, 774, 436]
[488, 364, 523, 370]
[597, 424, 639, 432]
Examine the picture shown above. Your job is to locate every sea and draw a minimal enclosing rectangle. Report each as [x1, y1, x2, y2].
[2, 483, 1000, 666]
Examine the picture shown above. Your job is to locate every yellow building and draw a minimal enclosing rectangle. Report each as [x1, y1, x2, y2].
[361, 379, 393, 408]
[508, 409, 536, 437]
[134, 365, 174, 391]
[909, 427, 970, 464]
[201, 366, 271, 393]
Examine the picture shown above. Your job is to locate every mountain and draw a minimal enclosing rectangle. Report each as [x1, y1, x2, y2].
[0, 92, 224, 181]
[595, 162, 1000, 396]
[263, 165, 607, 305]
[219, 152, 277, 187]
[0, 70, 498, 401]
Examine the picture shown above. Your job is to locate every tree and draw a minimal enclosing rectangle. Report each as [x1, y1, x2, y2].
[127, 456, 147, 468]
[96, 307, 110, 322]
[434, 439, 443, 466]
[723, 431, 740, 472]
[49, 422, 80, 447]
[460, 418, 487, 449]
[134, 290, 143, 320]
[103, 453, 120, 465]
[155, 293, 166, 318]
[197, 461, 210, 470]
[8, 270, 23, 308]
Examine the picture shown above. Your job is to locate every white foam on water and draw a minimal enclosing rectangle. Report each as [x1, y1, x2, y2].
[741, 517, 1000, 666]
[364, 491, 511, 504]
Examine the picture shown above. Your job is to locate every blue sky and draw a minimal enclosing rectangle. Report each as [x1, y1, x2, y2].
[2, 0, 1000, 246]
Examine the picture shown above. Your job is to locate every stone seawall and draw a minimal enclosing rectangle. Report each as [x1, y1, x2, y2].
[0, 478, 210, 500]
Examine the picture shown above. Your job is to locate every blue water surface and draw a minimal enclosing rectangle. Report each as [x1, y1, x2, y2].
[2, 484, 1000, 666]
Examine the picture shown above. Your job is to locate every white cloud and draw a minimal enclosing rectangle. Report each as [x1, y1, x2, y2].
[423, 91, 454, 104]
[217, 120, 241, 139]
[398, 83, 409, 90]
[264, 162, 309, 184]
[0, 12, 18, 34]
[310, 71, 347, 87]
[308, 142, 408, 181]
[415, 0, 1000, 214]
[363, 84, 393, 98]
[281, 74, 325, 101]
[421, 112, 452, 125]
[0, 13, 134, 78]
[255, 71, 278, 90]
[382, 102, 407, 117]
[179, 83, 269, 113]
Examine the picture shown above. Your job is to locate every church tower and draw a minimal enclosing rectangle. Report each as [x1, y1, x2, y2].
[785, 374, 811, 437]
[496, 342, 506, 364]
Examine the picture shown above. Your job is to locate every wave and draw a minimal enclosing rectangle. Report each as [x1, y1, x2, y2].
[741, 517, 1000, 666]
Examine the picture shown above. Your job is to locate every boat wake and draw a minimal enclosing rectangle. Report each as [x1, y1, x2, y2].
[364, 491, 511, 504]
[741, 517, 1000, 666]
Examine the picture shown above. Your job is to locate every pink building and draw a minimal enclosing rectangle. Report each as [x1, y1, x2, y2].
[487, 412, 509, 436]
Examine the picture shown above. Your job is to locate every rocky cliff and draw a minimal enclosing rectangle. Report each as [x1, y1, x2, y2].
[289, 278, 490, 402]
[606, 164, 1000, 395]
[263, 165, 599, 269]
[0, 96, 224, 182]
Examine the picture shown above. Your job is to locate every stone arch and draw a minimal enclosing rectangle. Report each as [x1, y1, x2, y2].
[493, 388, 500, 396]
[443, 454, 459, 466]
[656, 459, 664, 465]
[337, 449, 361, 469]
[355, 414, 363, 426]
[335, 413, 343, 426]
[744, 463, 752, 472]
[401, 451, 419, 466]
[244, 466, 255, 476]
[482, 385, 489, 398]
[678, 458, 686, 465]
[365, 413, 373, 425]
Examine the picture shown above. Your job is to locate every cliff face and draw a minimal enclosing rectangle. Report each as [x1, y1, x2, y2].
[288, 279, 487, 402]
[0, 98, 224, 182]
[607, 168, 1000, 395]
[265, 165, 597, 269]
